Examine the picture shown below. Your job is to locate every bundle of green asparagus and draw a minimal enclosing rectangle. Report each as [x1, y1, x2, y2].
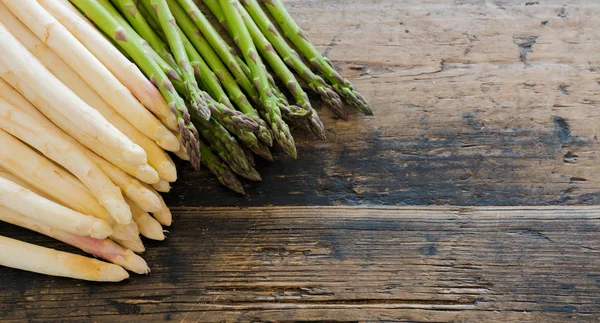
[0, 0, 369, 281]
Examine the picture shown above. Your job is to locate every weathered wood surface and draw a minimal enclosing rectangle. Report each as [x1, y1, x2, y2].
[165, 0, 600, 207]
[2, 206, 600, 322]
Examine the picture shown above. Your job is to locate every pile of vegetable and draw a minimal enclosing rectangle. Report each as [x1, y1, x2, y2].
[0, 0, 370, 282]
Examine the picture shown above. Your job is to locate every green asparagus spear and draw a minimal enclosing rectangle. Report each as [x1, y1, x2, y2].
[219, 0, 297, 158]
[139, 1, 262, 146]
[236, 3, 325, 139]
[264, 0, 373, 115]
[239, 0, 346, 119]
[145, 0, 211, 120]
[111, 0, 179, 71]
[164, 0, 273, 146]
[249, 141, 274, 162]
[70, 0, 201, 169]
[96, 0, 183, 84]
[193, 115, 260, 181]
[200, 138, 245, 194]
[203, 0, 309, 122]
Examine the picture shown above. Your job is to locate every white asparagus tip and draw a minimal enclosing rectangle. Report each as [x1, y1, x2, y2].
[103, 198, 133, 225]
[136, 165, 160, 185]
[157, 162, 177, 183]
[155, 127, 180, 152]
[121, 249, 150, 275]
[152, 180, 171, 193]
[152, 207, 173, 227]
[138, 215, 165, 241]
[97, 262, 130, 282]
[114, 237, 146, 254]
[90, 220, 114, 240]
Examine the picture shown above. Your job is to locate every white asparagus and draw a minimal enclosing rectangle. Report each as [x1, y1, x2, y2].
[0, 134, 140, 243]
[0, 177, 112, 239]
[5, 0, 179, 152]
[53, 0, 179, 132]
[0, 235, 129, 282]
[0, 78, 162, 214]
[94, 159, 164, 213]
[0, 168, 144, 251]
[152, 180, 172, 193]
[0, 207, 150, 274]
[173, 138, 191, 161]
[0, 21, 148, 170]
[0, 6, 177, 183]
[149, 187, 173, 226]
[129, 199, 165, 241]
[0, 95, 132, 224]
[112, 237, 145, 254]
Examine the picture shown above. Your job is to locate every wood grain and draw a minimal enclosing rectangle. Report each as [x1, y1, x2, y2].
[164, 0, 600, 207]
[2, 206, 600, 322]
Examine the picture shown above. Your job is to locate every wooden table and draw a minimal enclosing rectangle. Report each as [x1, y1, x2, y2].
[2, 0, 600, 321]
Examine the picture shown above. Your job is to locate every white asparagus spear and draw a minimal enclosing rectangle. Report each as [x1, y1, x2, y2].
[148, 187, 173, 226]
[51, 0, 179, 132]
[0, 235, 129, 282]
[0, 135, 140, 243]
[0, 207, 149, 274]
[174, 142, 191, 161]
[0, 177, 112, 239]
[0, 97, 132, 224]
[4, 0, 180, 152]
[0, 6, 177, 183]
[153, 180, 172, 193]
[0, 21, 148, 170]
[0, 78, 163, 214]
[0, 168, 144, 252]
[128, 199, 165, 241]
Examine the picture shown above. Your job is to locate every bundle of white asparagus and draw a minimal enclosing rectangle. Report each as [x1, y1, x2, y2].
[0, 0, 175, 282]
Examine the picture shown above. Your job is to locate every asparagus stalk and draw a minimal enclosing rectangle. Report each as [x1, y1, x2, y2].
[0, 235, 129, 282]
[0, 80, 163, 214]
[13, 0, 180, 153]
[219, 0, 297, 158]
[250, 141, 274, 162]
[0, 95, 132, 226]
[147, 187, 172, 226]
[136, 1, 260, 134]
[128, 199, 165, 241]
[111, 0, 180, 71]
[173, 0, 273, 146]
[200, 139, 245, 194]
[235, 3, 326, 139]
[203, 0, 303, 120]
[145, 0, 211, 120]
[240, 0, 346, 119]
[53, 0, 180, 132]
[152, 179, 171, 193]
[0, 10, 177, 183]
[193, 115, 260, 181]
[70, 0, 202, 170]
[0, 207, 150, 275]
[0, 177, 113, 239]
[0, 130, 139, 242]
[264, 0, 373, 115]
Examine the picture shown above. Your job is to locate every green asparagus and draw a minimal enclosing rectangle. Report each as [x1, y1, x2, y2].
[240, 0, 346, 119]
[236, 3, 325, 139]
[166, 0, 274, 146]
[219, 0, 297, 158]
[111, 0, 179, 71]
[70, 0, 201, 169]
[200, 138, 245, 194]
[145, 0, 210, 120]
[264, 0, 373, 115]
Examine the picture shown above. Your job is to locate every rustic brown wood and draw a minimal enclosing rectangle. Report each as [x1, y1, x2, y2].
[164, 0, 600, 207]
[2, 206, 600, 322]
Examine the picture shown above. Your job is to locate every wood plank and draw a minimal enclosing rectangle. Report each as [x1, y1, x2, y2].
[164, 0, 600, 207]
[1, 206, 600, 322]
